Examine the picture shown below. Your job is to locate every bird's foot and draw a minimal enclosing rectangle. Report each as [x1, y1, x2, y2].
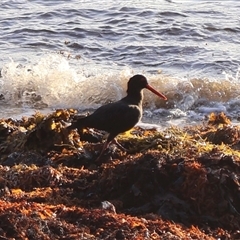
[94, 138, 129, 163]
[112, 139, 128, 152]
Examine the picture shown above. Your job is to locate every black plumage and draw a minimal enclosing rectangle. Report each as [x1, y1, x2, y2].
[69, 74, 167, 161]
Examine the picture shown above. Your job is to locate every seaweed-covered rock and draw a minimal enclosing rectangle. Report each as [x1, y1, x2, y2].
[0, 111, 239, 239]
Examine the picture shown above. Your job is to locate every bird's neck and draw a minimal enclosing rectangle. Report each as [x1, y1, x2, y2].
[125, 90, 143, 106]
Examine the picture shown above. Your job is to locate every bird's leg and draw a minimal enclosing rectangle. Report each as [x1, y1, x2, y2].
[95, 134, 128, 162]
[112, 138, 127, 152]
[95, 140, 111, 162]
[95, 133, 117, 162]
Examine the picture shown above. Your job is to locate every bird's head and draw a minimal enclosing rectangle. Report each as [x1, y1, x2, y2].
[127, 74, 167, 100]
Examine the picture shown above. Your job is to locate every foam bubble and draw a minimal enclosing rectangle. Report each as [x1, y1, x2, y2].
[0, 54, 132, 109]
[1, 54, 240, 125]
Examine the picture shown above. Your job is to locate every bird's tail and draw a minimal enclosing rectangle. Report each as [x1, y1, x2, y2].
[67, 116, 86, 130]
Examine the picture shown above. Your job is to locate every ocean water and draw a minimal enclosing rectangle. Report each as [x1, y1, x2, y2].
[1, 0, 240, 127]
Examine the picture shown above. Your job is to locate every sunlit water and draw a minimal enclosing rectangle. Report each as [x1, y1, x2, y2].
[1, 0, 240, 127]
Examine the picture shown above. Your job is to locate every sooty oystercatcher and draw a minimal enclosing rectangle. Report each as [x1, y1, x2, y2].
[68, 74, 167, 161]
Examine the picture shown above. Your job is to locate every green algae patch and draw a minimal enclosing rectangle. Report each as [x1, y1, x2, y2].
[0, 110, 239, 239]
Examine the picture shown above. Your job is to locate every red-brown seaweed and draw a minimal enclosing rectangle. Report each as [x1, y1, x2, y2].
[0, 110, 239, 239]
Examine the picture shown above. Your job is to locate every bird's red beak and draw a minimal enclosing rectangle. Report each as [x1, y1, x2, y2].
[146, 84, 167, 100]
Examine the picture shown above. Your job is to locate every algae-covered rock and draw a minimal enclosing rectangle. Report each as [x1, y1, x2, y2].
[0, 111, 239, 239]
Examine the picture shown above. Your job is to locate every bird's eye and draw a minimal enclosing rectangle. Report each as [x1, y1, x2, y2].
[140, 77, 147, 83]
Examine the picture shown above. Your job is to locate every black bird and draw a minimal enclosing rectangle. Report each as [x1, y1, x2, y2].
[69, 74, 167, 161]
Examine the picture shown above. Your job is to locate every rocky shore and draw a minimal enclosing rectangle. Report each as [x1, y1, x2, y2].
[0, 110, 239, 239]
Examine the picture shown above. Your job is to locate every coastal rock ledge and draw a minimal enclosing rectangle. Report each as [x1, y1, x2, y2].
[0, 110, 239, 239]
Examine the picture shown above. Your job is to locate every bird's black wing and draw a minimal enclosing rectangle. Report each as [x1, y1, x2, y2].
[85, 100, 142, 133]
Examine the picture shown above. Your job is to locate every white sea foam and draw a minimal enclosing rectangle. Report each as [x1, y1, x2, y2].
[1, 54, 240, 126]
[0, 54, 171, 109]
